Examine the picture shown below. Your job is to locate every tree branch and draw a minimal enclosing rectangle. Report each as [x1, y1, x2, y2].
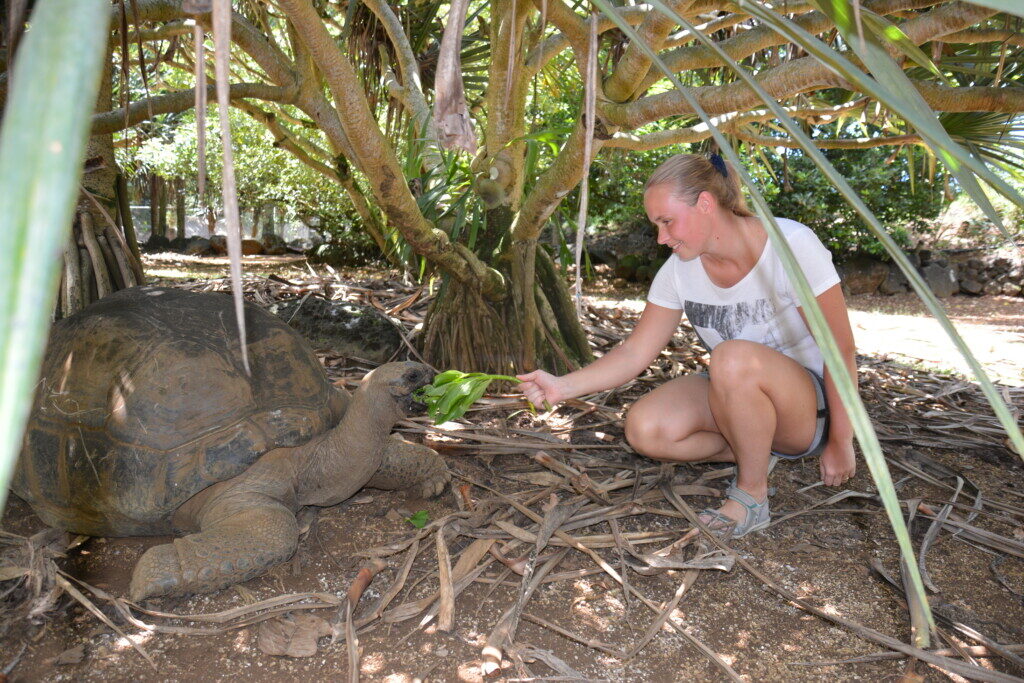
[635, 0, 940, 94]
[940, 28, 1024, 47]
[361, 0, 443, 167]
[604, 0, 698, 103]
[235, 101, 394, 259]
[277, 0, 503, 296]
[513, 121, 602, 242]
[91, 82, 297, 134]
[732, 130, 922, 149]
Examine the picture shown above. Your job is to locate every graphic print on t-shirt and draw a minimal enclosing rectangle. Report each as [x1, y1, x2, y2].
[684, 298, 780, 353]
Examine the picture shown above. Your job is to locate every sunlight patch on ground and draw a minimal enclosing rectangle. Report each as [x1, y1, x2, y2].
[113, 630, 153, 652]
[848, 308, 1024, 386]
[361, 651, 386, 674]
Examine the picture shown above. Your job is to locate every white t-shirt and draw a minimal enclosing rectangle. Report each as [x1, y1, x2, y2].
[647, 217, 840, 375]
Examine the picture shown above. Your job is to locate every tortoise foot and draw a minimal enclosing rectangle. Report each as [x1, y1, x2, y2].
[369, 437, 450, 498]
[416, 454, 450, 498]
[129, 505, 299, 601]
[129, 543, 184, 601]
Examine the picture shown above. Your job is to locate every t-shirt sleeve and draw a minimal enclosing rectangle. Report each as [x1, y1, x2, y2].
[788, 228, 841, 297]
[647, 258, 684, 309]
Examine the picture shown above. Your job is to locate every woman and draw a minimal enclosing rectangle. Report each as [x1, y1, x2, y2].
[518, 153, 857, 537]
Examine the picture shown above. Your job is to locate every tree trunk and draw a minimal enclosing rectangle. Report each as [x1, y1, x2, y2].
[116, 171, 143, 270]
[261, 204, 276, 244]
[59, 45, 143, 317]
[149, 174, 162, 238]
[421, 242, 592, 375]
[250, 204, 263, 240]
[157, 176, 169, 239]
[175, 177, 186, 239]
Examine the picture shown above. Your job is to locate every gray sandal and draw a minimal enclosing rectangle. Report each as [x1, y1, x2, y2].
[698, 484, 770, 539]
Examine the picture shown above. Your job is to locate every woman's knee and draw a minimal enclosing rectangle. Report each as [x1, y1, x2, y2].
[624, 408, 667, 458]
[709, 340, 766, 389]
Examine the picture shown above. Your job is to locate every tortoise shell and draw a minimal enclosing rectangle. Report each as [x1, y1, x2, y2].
[13, 286, 345, 536]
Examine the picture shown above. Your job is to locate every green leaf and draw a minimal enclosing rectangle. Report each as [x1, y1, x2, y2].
[858, 9, 948, 84]
[0, 0, 109, 519]
[433, 370, 467, 386]
[437, 376, 491, 424]
[406, 510, 429, 528]
[415, 370, 522, 424]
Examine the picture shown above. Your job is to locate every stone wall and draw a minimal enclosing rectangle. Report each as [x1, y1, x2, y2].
[837, 248, 1023, 298]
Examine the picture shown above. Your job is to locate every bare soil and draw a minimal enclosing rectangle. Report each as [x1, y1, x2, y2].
[2, 256, 1023, 682]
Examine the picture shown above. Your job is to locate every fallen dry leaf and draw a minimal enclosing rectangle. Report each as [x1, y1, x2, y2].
[53, 645, 85, 666]
[257, 612, 333, 658]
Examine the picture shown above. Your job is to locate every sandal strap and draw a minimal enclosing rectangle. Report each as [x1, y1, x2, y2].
[725, 484, 767, 511]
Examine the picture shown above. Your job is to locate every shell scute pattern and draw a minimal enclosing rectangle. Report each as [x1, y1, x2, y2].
[14, 287, 339, 536]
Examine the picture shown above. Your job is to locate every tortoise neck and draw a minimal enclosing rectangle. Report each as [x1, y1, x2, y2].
[296, 385, 398, 506]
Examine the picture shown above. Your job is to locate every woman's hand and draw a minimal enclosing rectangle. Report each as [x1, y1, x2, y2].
[819, 438, 856, 487]
[516, 369, 571, 409]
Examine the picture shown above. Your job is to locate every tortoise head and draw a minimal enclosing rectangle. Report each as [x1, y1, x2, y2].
[360, 361, 434, 415]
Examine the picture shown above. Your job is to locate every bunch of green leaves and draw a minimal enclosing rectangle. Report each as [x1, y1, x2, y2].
[415, 370, 522, 425]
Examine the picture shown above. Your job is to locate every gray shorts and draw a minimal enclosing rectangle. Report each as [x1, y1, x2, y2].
[698, 366, 830, 459]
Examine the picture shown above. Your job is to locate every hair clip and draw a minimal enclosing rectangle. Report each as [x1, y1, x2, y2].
[708, 153, 728, 178]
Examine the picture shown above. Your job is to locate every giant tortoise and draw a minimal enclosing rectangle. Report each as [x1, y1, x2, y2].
[12, 286, 448, 601]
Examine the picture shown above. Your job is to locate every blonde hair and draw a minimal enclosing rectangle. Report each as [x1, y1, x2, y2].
[644, 153, 753, 217]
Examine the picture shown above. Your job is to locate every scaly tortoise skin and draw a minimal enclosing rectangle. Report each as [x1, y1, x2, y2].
[13, 286, 448, 601]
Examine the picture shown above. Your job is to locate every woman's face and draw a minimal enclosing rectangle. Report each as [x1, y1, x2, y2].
[644, 184, 710, 261]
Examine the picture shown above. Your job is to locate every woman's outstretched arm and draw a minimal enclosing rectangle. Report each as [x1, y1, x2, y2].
[518, 303, 683, 408]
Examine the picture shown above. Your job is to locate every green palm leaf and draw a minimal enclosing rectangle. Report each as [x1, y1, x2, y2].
[0, 0, 109, 516]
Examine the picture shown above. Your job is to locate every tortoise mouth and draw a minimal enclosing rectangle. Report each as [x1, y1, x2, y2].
[397, 367, 435, 415]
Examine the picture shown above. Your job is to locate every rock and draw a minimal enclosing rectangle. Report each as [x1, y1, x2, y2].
[917, 249, 932, 266]
[635, 264, 656, 283]
[984, 281, 1002, 296]
[184, 237, 211, 256]
[209, 234, 227, 255]
[878, 263, 910, 295]
[207, 235, 264, 255]
[922, 263, 958, 298]
[268, 297, 404, 363]
[1002, 282, 1022, 297]
[967, 257, 985, 270]
[168, 235, 188, 251]
[143, 234, 170, 252]
[958, 278, 983, 295]
[906, 251, 922, 269]
[994, 257, 1012, 270]
[587, 224, 670, 281]
[613, 254, 642, 280]
[241, 238, 264, 255]
[263, 234, 287, 255]
[836, 256, 888, 295]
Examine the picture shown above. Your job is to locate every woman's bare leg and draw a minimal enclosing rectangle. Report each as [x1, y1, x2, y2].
[625, 339, 821, 527]
[624, 374, 734, 463]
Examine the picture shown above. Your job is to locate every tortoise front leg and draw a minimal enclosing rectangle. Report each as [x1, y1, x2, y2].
[365, 434, 449, 499]
[129, 499, 298, 602]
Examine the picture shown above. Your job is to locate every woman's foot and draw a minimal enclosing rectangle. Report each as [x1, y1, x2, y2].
[697, 484, 770, 538]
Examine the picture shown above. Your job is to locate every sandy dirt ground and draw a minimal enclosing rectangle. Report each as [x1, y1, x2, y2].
[2, 259, 1022, 682]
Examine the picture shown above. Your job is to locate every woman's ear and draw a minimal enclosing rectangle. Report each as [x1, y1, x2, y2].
[697, 190, 716, 213]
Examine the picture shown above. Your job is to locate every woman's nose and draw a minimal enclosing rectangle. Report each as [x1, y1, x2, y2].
[656, 227, 669, 244]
